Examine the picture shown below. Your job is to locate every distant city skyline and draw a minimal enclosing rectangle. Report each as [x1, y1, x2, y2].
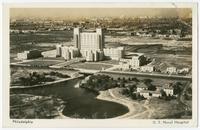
[10, 8, 192, 20]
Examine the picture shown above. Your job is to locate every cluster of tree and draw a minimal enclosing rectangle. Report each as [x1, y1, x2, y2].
[143, 79, 156, 91]
[183, 93, 192, 100]
[172, 82, 183, 95]
[116, 77, 139, 88]
[18, 72, 55, 86]
[10, 95, 64, 119]
[117, 77, 139, 82]
[48, 71, 70, 78]
[183, 86, 192, 100]
[80, 75, 117, 93]
[10, 95, 25, 106]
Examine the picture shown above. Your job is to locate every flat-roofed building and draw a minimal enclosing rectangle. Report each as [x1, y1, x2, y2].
[129, 54, 146, 69]
[56, 44, 62, 57]
[103, 47, 124, 60]
[119, 61, 130, 70]
[137, 82, 148, 92]
[166, 67, 177, 74]
[151, 91, 162, 97]
[59, 46, 79, 60]
[86, 50, 94, 62]
[178, 67, 190, 74]
[81, 50, 103, 62]
[17, 49, 41, 60]
[163, 83, 174, 96]
[74, 28, 104, 51]
[139, 90, 161, 99]
[73, 28, 105, 62]
[141, 65, 155, 72]
[140, 90, 150, 99]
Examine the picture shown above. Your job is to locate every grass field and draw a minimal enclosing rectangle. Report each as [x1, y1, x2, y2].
[10, 30, 73, 54]
[97, 60, 120, 65]
[71, 62, 113, 70]
[105, 36, 192, 55]
[21, 60, 63, 67]
[10, 30, 73, 45]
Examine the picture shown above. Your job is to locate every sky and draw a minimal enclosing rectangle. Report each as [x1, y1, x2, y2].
[10, 8, 192, 19]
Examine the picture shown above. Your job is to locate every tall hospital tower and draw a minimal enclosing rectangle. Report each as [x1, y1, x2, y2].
[74, 28, 104, 50]
[73, 28, 104, 61]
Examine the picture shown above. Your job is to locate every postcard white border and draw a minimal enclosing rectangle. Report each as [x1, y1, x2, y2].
[2, 2, 198, 128]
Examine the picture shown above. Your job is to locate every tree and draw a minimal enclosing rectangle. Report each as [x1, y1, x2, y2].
[160, 89, 167, 97]
[148, 85, 156, 91]
[122, 77, 126, 82]
[143, 79, 156, 91]
[117, 77, 121, 81]
[132, 77, 139, 82]
[173, 82, 182, 95]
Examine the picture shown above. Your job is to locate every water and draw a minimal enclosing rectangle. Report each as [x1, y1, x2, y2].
[11, 77, 129, 119]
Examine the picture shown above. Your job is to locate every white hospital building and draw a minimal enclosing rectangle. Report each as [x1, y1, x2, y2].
[103, 47, 124, 60]
[55, 28, 124, 62]
[74, 28, 124, 61]
[129, 54, 146, 69]
[56, 45, 79, 60]
[17, 49, 41, 60]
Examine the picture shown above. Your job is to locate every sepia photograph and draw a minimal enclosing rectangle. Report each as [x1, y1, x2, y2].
[2, 2, 198, 128]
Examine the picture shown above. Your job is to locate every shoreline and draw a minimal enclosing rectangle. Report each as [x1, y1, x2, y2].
[96, 88, 151, 119]
[96, 89, 133, 119]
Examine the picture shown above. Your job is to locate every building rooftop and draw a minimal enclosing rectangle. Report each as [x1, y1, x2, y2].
[163, 83, 174, 89]
[140, 90, 161, 94]
[150, 91, 161, 94]
[139, 90, 149, 93]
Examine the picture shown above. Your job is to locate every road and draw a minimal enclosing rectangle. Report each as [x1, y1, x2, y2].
[99, 70, 192, 81]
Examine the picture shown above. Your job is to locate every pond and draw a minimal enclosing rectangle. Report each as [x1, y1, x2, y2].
[11, 77, 129, 119]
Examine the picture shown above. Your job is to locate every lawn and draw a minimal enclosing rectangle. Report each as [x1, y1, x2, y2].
[10, 30, 73, 54]
[71, 62, 113, 70]
[97, 60, 120, 65]
[21, 60, 63, 67]
[10, 30, 73, 45]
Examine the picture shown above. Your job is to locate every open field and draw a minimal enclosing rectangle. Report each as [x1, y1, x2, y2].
[10, 44, 56, 55]
[10, 32, 192, 55]
[105, 36, 191, 47]
[10, 30, 73, 45]
[20, 60, 63, 67]
[10, 30, 73, 54]
[105, 36, 192, 56]
[149, 54, 192, 67]
[97, 60, 120, 65]
[71, 62, 113, 70]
